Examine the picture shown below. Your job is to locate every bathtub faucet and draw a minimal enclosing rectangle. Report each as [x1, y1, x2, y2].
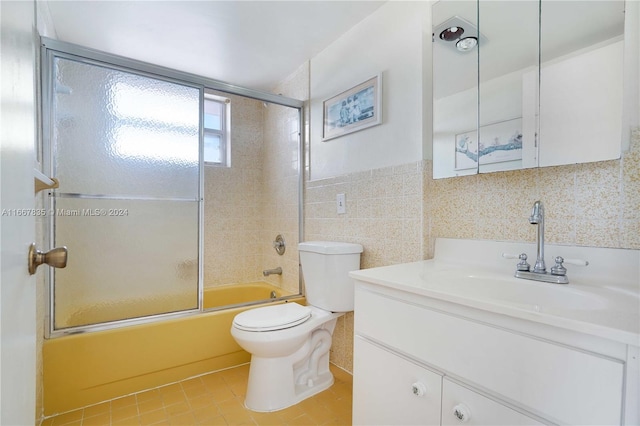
[263, 267, 282, 276]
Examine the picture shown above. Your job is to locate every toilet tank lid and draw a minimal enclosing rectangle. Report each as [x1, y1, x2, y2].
[298, 241, 363, 255]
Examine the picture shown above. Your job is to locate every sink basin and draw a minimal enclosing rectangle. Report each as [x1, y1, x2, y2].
[421, 269, 608, 311]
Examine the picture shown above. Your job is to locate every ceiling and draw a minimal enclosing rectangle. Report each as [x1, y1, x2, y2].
[44, 1, 385, 93]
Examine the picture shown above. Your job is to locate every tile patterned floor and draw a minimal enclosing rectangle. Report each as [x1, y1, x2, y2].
[40, 364, 353, 426]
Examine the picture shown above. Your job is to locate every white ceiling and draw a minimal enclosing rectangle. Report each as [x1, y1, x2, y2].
[44, 1, 385, 93]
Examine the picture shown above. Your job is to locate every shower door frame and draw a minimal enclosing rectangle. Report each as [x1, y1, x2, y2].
[41, 37, 305, 338]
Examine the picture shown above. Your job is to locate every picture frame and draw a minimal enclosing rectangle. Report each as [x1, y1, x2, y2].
[322, 74, 382, 141]
[455, 117, 523, 170]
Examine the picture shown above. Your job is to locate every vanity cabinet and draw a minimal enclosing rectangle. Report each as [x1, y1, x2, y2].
[352, 284, 627, 425]
[353, 337, 442, 425]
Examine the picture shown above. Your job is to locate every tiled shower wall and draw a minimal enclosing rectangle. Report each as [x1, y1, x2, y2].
[261, 62, 309, 295]
[204, 85, 303, 295]
[203, 93, 266, 287]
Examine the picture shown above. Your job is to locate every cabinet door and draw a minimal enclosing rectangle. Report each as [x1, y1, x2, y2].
[442, 378, 543, 426]
[353, 337, 442, 426]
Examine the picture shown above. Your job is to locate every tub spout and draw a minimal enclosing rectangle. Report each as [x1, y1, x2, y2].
[263, 267, 282, 276]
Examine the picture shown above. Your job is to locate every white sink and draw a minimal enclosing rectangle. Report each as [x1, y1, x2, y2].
[349, 238, 640, 345]
[422, 268, 608, 312]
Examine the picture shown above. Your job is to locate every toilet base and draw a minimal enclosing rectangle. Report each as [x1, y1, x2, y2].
[244, 357, 335, 412]
[242, 322, 338, 412]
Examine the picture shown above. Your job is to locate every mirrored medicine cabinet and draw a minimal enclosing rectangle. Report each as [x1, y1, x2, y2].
[432, 0, 627, 179]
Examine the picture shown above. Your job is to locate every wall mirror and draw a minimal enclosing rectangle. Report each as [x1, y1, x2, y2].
[432, 0, 626, 179]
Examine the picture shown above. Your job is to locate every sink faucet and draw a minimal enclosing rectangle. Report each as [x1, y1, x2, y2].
[505, 200, 589, 284]
[529, 200, 546, 273]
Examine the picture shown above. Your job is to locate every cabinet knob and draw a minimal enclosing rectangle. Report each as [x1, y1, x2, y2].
[411, 382, 427, 397]
[452, 404, 471, 422]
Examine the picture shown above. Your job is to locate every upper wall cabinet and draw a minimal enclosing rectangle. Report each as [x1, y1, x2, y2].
[432, 0, 626, 179]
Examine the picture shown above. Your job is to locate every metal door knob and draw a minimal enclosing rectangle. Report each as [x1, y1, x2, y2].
[28, 243, 67, 275]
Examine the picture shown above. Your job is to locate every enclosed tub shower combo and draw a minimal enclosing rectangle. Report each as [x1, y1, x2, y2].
[39, 38, 305, 416]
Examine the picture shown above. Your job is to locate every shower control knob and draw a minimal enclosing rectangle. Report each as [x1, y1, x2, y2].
[273, 234, 286, 255]
[411, 382, 427, 397]
[452, 404, 471, 422]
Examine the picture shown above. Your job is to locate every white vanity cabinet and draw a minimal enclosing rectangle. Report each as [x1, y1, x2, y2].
[351, 239, 639, 425]
[351, 273, 638, 425]
[353, 337, 442, 425]
[441, 379, 543, 426]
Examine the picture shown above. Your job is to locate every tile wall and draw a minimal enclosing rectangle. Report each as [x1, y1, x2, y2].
[203, 92, 266, 287]
[306, 129, 640, 373]
[425, 129, 640, 258]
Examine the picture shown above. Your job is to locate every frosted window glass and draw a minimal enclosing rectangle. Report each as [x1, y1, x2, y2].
[51, 56, 200, 199]
[53, 198, 199, 329]
[204, 133, 222, 164]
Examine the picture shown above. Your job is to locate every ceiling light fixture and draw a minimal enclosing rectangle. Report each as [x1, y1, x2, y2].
[456, 36, 478, 52]
[439, 26, 464, 42]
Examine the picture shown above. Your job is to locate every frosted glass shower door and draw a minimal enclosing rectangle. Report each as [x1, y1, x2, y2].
[46, 54, 201, 331]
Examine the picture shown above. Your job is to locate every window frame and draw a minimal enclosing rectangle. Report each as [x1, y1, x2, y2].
[203, 94, 231, 167]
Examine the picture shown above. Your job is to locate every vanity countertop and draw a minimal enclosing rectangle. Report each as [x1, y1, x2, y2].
[350, 239, 640, 346]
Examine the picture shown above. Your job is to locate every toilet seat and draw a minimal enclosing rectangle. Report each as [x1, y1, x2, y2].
[233, 302, 312, 332]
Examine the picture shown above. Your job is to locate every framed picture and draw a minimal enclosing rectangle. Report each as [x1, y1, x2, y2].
[322, 74, 382, 141]
[454, 117, 523, 170]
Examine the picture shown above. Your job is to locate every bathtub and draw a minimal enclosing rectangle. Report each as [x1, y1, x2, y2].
[42, 282, 304, 416]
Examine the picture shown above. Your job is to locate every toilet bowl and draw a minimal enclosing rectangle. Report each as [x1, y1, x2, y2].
[230, 241, 363, 412]
[231, 303, 342, 412]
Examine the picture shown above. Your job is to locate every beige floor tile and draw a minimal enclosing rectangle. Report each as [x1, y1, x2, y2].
[138, 408, 168, 425]
[111, 405, 139, 423]
[112, 416, 141, 426]
[43, 363, 353, 426]
[51, 409, 83, 425]
[83, 402, 112, 418]
[162, 391, 188, 407]
[287, 413, 317, 426]
[82, 412, 111, 426]
[168, 411, 196, 425]
[164, 401, 191, 417]
[191, 404, 221, 423]
[183, 383, 209, 399]
[136, 389, 162, 404]
[111, 396, 137, 410]
[138, 398, 164, 414]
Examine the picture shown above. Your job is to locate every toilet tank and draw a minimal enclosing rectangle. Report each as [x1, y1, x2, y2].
[298, 241, 363, 312]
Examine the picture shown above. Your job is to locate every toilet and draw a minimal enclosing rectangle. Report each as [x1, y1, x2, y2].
[230, 241, 363, 412]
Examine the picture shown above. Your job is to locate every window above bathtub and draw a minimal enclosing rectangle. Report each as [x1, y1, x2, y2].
[204, 93, 231, 167]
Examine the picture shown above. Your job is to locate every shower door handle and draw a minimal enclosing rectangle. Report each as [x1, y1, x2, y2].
[28, 243, 68, 275]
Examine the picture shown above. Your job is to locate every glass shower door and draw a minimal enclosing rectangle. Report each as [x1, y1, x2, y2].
[45, 53, 201, 332]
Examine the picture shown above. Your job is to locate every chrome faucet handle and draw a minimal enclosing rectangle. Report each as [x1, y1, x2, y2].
[516, 253, 531, 271]
[550, 256, 567, 276]
[551, 256, 589, 276]
[502, 253, 531, 271]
